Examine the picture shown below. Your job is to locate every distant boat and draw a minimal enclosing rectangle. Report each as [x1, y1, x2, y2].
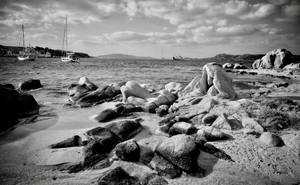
[60, 17, 79, 63]
[17, 25, 37, 61]
[172, 55, 185, 61]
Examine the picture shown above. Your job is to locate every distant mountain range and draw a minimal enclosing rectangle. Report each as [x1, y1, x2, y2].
[96, 53, 155, 60]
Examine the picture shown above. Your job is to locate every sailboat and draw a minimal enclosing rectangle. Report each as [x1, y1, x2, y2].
[17, 25, 37, 61]
[61, 17, 79, 63]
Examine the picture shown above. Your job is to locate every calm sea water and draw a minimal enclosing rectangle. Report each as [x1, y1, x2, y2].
[0, 57, 208, 91]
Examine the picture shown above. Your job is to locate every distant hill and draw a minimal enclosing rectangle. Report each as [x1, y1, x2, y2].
[96, 53, 155, 60]
[0, 45, 90, 58]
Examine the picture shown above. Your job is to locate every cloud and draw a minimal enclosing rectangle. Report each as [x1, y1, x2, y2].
[240, 3, 276, 20]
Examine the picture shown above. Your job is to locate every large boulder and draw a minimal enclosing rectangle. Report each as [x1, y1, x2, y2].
[114, 139, 140, 162]
[97, 166, 140, 185]
[155, 134, 199, 172]
[67, 77, 124, 107]
[105, 119, 143, 141]
[252, 49, 293, 69]
[283, 63, 300, 70]
[19, 79, 42, 91]
[0, 85, 39, 132]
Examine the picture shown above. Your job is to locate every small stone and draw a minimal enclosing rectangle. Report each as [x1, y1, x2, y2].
[259, 132, 284, 147]
[201, 114, 218, 125]
[168, 122, 197, 135]
[50, 135, 82, 148]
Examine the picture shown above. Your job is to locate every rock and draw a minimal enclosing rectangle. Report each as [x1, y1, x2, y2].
[67, 80, 124, 107]
[121, 81, 155, 102]
[197, 128, 231, 141]
[201, 143, 234, 162]
[141, 174, 168, 185]
[97, 166, 140, 185]
[115, 103, 144, 115]
[138, 137, 162, 164]
[165, 82, 183, 94]
[156, 134, 199, 172]
[222, 63, 234, 69]
[78, 76, 98, 91]
[197, 97, 219, 114]
[201, 114, 218, 125]
[168, 122, 197, 135]
[155, 105, 169, 117]
[94, 109, 119, 122]
[259, 132, 284, 147]
[115, 139, 140, 162]
[50, 135, 82, 148]
[150, 153, 182, 179]
[19, 79, 42, 91]
[233, 63, 247, 69]
[283, 63, 300, 70]
[181, 63, 237, 99]
[2, 84, 15, 89]
[105, 119, 143, 141]
[85, 127, 120, 154]
[241, 117, 264, 134]
[211, 113, 242, 130]
[0, 85, 39, 132]
[252, 49, 293, 69]
[83, 153, 108, 169]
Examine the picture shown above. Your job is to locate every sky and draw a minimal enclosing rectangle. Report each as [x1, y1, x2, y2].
[0, 0, 299, 58]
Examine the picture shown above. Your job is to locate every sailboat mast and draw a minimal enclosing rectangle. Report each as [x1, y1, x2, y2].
[65, 16, 68, 52]
[22, 24, 25, 48]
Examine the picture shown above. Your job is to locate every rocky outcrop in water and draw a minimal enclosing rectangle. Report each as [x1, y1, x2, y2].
[19, 79, 42, 91]
[0, 84, 39, 132]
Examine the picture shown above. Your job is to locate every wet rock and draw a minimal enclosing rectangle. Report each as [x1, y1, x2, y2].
[168, 122, 197, 135]
[211, 113, 242, 130]
[50, 135, 82, 148]
[156, 134, 199, 172]
[201, 114, 218, 125]
[259, 132, 284, 147]
[85, 127, 120, 153]
[150, 153, 182, 179]
[97, 166, 140, 185]
[83, 153, 108, 169]
[155, 105, 169, 117]
[0, 85, 39, 132]
[115, 139, 140, 162]
[115, 103, 144, 115]
[141, 174, 168, 185]
[94, 109, 119, 122]
[19, 79, 42, 91]
[105, 119, 143, 141]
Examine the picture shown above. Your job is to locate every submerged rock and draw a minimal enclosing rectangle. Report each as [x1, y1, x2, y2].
[259, 132, 284, 147]
[0, 85, 39, 132]
[115, 139, 140, 162]
[50, 135, 82, 148]
[156, 134, 199, 172]
[97, 166, 140, 185]
[150, 153, 182, 179]
[19, 79, 42, 91]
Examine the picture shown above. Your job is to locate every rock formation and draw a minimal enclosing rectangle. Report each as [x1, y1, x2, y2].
[252, 49, 293, 69]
